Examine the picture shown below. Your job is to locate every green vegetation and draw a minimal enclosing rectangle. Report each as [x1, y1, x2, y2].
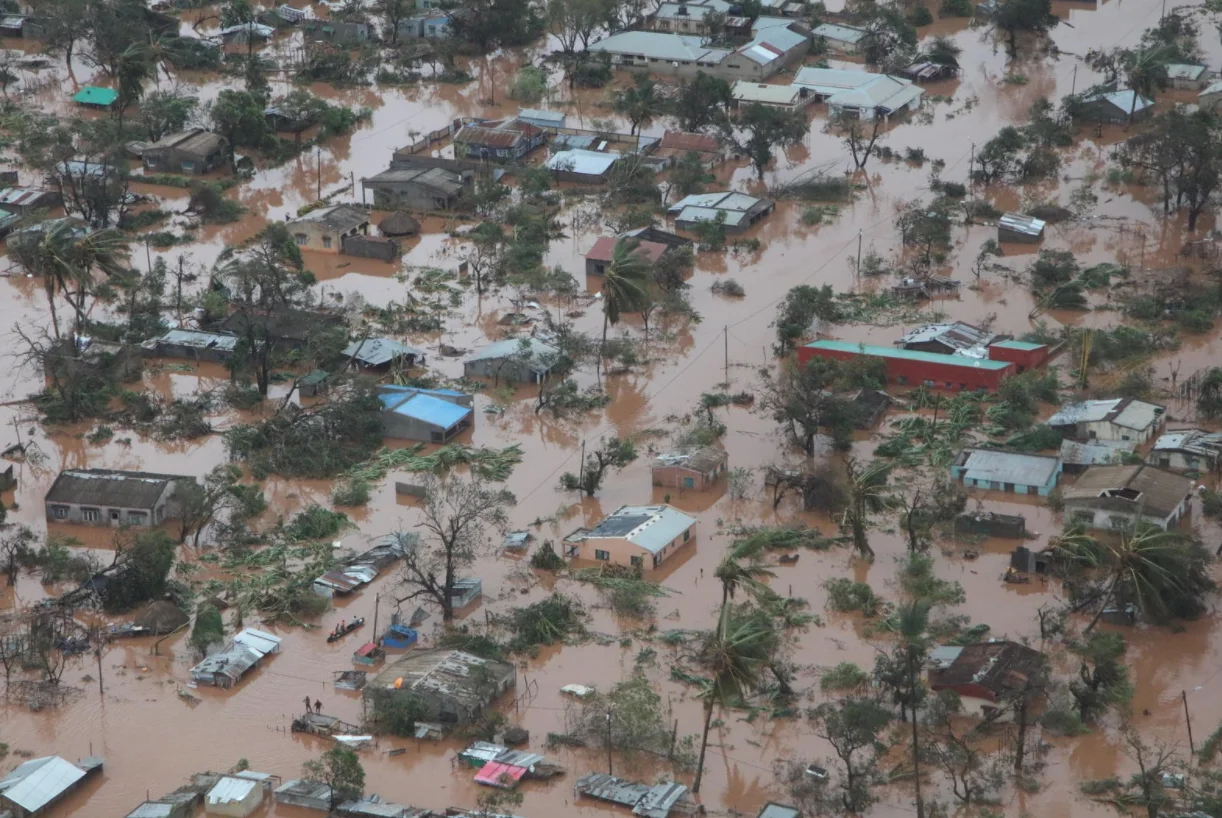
[822, 662, 869, 691]
[824, 578, 881, 616]
[191, 604, 225, 653]
[504, 593, 585, 653]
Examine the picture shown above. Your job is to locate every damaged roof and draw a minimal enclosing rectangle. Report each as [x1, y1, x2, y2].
[344, 337, 427, 367]
[1062, 464, 1193, 518]
[45, 469, 188, 508]
[586, 236, 668, 264]
[581, 505, 696, 554]
[370, 649, 514, 710]
[652, 447, 727, 472]
[928, 640, 1045, 701]
[292, 204, 370, 232]
[1048, 398, 1165, 431]
[575, 773, 691, 818]
[1151, 429, 1222, 455]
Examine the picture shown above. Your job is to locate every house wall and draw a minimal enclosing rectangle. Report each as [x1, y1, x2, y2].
[1201, 91, 1222, 110]
[1064, 501, 1186, 531]
[818, 34, 860, 54]
[291, 220, 368, 254]
[949, 465, 1060, 496]
[652, 462, 724, 490]
[380, 410, 470, 443]
[368, 182, 459, 210]
[464, 358, 547, 384]
[46, 481, 179, 527]
[997, 226, 1042, 244]
[1171, 75, 1206, 90]
[577, 523, 695, 568]
[150, 340, 234, 363]
[143, 147, 224, 175]
[988, 344, 1049, 372]
[797, 345, 1014, 391]
[1083, 417, 1160, 444]
[208, 784, 262, 818]
[586, 257, 610, 275]
[1146, 449, 1217, 473]
[599, 38, 806, 83]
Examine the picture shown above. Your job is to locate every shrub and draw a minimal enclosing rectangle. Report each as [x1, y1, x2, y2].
[332, 479, 371, 507]
[824, 578, 880, 616]
[821, 661, 868, 690]
[191, 604, 224, 653]
[939, 0, 972, 15]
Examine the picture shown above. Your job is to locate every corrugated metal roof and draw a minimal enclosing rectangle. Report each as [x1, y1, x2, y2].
[955, 449, 1060, 488]
[157, 329, 239, 351]
[392, 393, 472, 429]
[586, 237, 668, 263]
[1166, 63, 1205, 80]
[793, 66, 876, 92]
[636, 783, 690, 818]
[465, 338, 560, 368]
[675, 205, 749, 227]
[233, 627, 281, 656]
[1062, 464, 1192, 518]
[588, 31, 729, 62]
[344, 338, 427, 366]
[207, 776, 259, 806]
[45, 468, 186, 508]
[0, 188, 54, 208]
[1151, 429, 1222, 454]
[585, 505, 696, 554]
[1089, 88, 1153, 114]
[898, 322, 992, 350]
[1112, 400, 1163, 431]
[999, 212, 1046, 237]
[805, 340, 1013, 370]
[517, 108, 565, 125]
[293, 204, 369, 232]
[758, 804, 800, 818]
[1059, 439, 1132, 466]
[990, 340, 1044, 350]
[1048, 398, 1125, 426]
[546, 149, 619, 176]
[731, 81, 801, 104]
[0, 757, 86, 813]
[813, 22, 866, 42]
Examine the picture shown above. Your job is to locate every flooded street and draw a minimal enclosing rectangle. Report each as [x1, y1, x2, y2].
[0, 0, 1220, 814]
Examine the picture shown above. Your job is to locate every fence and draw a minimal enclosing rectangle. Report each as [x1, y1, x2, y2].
[342, 234, 400, 262]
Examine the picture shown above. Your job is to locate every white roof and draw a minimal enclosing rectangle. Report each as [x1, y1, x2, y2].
[465, 338, 561, 368]
[1048, 398, 1124, 425]
[654, 0, 731, 20]
[793, 65, 876, 92]
[0, 757, 86, 813]
[232, 627, 281, 656]
[586, 504, 697, 554]
[813, 22, 866, 43]
[1201, 81, 1222, 96]
[674, 206, 749, 227]
[560, 683, 595, 697]
[1111, 400, 1163, 432]
[731, 81, 802, 105]
[1166, 63, 1206, 80]
[207, 776, 259, 806]
[588, 31, 730, 63]
[546, 149, 619, 175]
[668, 191, 764, 214]
[737, 24, 805, 64]
[1090, 88, 1153, 114]
[828, 75, 922, 111]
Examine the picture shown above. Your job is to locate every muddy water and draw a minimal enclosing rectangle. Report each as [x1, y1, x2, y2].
[0, 0, 1221, 814]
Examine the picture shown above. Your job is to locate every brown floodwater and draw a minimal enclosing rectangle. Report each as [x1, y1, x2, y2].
[0, 0, 1221, 814]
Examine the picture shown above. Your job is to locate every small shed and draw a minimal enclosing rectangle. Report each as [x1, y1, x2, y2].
[205, 776, 265, 818]
[73, 86, 117, 109]
[344, 338, 427, 370]
[0, 14, 28, 36]
[651, 447, 727, 491]
[987, 340, 1049, 373]
[517, 108, 566, 129]
[998, 213, 1045, 244]
[299, 369, 330, 398]
[1165, 63, 1207, 90]
[954, 511, 1026, 538]
[449, 577, 482, 608]
[290, 204, 370, 253]
[546, 149, 620, 184]
[143, 329, 239, 363]
[0, 756, 96, 818]
[1010, 545, 1051, 574]
[585, 236, 668, 276]
[378, 385, 474, 443]
[464, 338, 563, 384]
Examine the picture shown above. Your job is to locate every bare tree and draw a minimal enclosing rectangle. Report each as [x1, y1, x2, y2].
[828, 111, 886, 170]
[397, 477, 513, 621]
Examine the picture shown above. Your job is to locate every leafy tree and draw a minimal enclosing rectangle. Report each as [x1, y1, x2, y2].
[692, 606, 778, 793]
[33, 0, 90, 68]
[457, 222, 505, 295]
[994, 0, 1058, 57]
[859, 3, 917, 68]
[811, 697, 892, 811]
[873, 600, 931, 818]
[1068, 631, 1133, 722]
[774, 284, 839, 355]
[1121, 48, 1169, 122]
[726, 103, 806, 179]
[613, 72, 662, 136]
[923, 34, 962, 65]
[82, 0, 151, 77]
[714, 535, 775, 615]
[673, 72, 732, 132]
[548, 0, 606, 53]
[560, 436, 637, 495]
[302, 746, 365, 811]
[99, 530, 177, 612]
[761, 357, 866, 453]
[138, 89, 199, 143]
[177, 465, 265, 547]
[220, 0, 254, 27]
[1116, 108, 1222, 231]
[211, 89, 275, 166]
[190, 604, 224, 653]
[396, 477, 513, 621]
[598, 238, 653, 367]
[666, 151, 712, 199]
[925, 691, 1006, 803]
[1197, 367, 1222, 419]
[446, 0, 543, 52]
[375, 0, 415, 42]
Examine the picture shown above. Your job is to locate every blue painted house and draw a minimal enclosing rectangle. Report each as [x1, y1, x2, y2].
[950, 448, 1062, 496]
[377, 384, 473, 443]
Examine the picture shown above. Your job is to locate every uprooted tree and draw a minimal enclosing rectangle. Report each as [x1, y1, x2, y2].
[559, 436, 637, 496]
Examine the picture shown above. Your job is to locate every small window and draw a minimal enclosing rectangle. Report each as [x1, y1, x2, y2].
[595, 549, 610, 561]
[127, 511, 148, 525]
[51, 505, 68, 520]
[322, 235, 333, 249]
[630, 556, 643, 568]
[683, 529, 690, 542]
[82, 508, 100, 522]
[294, 233, 308, 245]
[109, 509, 120, 522]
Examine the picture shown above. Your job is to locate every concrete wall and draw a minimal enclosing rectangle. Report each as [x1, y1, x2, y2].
[1147, 449, 1217, 473]
[381, 408, 470, 443]
[1083, 418, 1160, 444]
[143, 147, 225, 175]
[464, 358, 548, 384]
[652, 463, 724, 490]
[953, 474, 1056, 497]
[576, 523, 695, 568]
[291, 220, 368, 254]
[46, 482, 179, 526]
[368, 182, 459, 210]
[1064, 502, 1185, 531]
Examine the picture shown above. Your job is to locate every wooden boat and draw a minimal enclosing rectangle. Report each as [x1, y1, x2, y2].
[327, 617, 366, 643]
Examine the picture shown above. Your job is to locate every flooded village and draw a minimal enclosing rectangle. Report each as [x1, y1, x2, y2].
[0, 0, 1221, 815]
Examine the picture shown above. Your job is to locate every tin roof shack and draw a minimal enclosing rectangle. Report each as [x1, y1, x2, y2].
[812, 22, 866, 53]
[45, 468, 190, 527]
[143, 329, 240, 363]
[546, 149, 621, 184]
[1201, 80, 1222, 110]
[565, 504, 696, 569]
[651, 447, 728, 491]
[655, 131, 722, 165]
[274, 780, 331, 811]
[141, 129, 228, 175]
[0, 187, 60, 216]
[453, 118, 546, 161]
[668, 191, 774, 234]
[73, 85, 117, 109]
[344, 338, 427, 370]
[205, 773, 272, 818]
[848, 388, 892, 428]
[896, 322, 995, 356]
[1048, 398, 1166, 444]
[216, 307, 345, 352]
[1062, 464, 1194, 531]
[950, 449, 1062, 496]
[1010, 544, 1051, 574]
[798, 340, 1015, 392]
[927, 641, 1045, 721]
[585, 236, 668, 276]
[1059, 439, 1134, 473]
[302, 18, 370, 45]
[730, 81, 814, 110]
[619, 225, 693, 250]
[1166, 62, 1208, 90]
[314, 531, 416, 597]
[517, 108, 566, 129]
[1147, 429, 1222, 473]
[575, 773, 693, 818]
[998, 212, 1046, 244]
[362, 166, 468, 211]
[954, 511, 1026, 538]
[987, 339, 1049, 373]
[377, 384, 474, 443]
[365, 649, 515, 726]
[464, 338, 563, 384]
[219, 21, 274, 43]
[337, 797, 430, 818]
[0, 756, 101, 818]
[189, 628, 281, 689]
[290, 205, 370, 254]
[1074, 88, 1153, 124]
[397, 11, 451, 38]
[125, 791, 200, 818]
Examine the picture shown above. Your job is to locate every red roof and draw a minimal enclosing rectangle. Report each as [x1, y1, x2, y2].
[454, 118, 543, 149]
[585, 237, 668, 264]
[659, 130, 720, 154]
[354, 642, 380, 657]
[474, 761, 528, 788]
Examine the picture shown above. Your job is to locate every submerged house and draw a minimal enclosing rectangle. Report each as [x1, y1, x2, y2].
[950, 449, 1062, 496]
[189, 628, 282, 689]
[0, 187, 61, 216]
[545, 149, 620, 184]
[1059, 439, 1134, 473]
[928, 641, 1045, 721]
[585, 236, 668, 276]
[651, 447, 728, 491]
[289, 205, 370, 253]
[667, 191, 774, 234]
[564, 504, 697, 569]
[1062, 464, 1193, 531]
[812, 22, 866, 54]
[204, 772, 274, 818]
[998, 212, 1046, 243]
[365, 648, 515, 725]
[343, 337, 427, 370]
[792, 66, 923, 119]
[1074, 88, 1153, 124]
[575, 773, 692, 818]
[45, 468, 190, 527]
[464, 338, 563, 384]
[273, 780, 331, 812]
[452, 118, 546, 161]
[1146, 429, 1222, 473]
[141, 129, 229, 175]
[361, 165, 468, 210]
[377, 384, 474, 443]
[143, 329, 240, 363]
[1047, 398, 1165, 444]
[0, 756, 102, 818]
[1166, 62, 1207, 90]
[798, 340, 1015, 392]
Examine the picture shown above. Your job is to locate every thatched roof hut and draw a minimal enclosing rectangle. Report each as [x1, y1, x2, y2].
[378, 212, 420, 237]
[133, 600, 189, 634]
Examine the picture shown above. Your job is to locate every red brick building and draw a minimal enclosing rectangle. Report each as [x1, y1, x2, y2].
[798, 340, 1015, 391]
[986, 339, 1050, 373]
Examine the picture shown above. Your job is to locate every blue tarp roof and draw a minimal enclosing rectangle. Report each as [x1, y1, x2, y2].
[393, 394, 471, 429]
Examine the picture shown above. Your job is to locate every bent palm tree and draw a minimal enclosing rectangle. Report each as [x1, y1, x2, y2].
[600, 238, 652, 374]
[714, 536, 776, 616]
[692, 606, 777, 793]
[843, 457, 894, 559]
[887, 599, 932, 818]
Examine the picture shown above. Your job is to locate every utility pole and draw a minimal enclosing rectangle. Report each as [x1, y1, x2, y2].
[605, 710, 613, 775]
[1071, 64, 1078, 96]
[316, 149, 322, 201]
[1183, 690, 1196, 754]
[855, 230, 862, 280]
[967, 143, 975, 224]
[372, 593, 380, 640]
[579, 439, 586, 494]
[723, 326, 728, 386]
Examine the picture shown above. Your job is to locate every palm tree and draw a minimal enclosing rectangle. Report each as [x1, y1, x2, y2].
[714, 536, 775, 616]
[599, 238, 651, 374]
[887, 600, 932, 818]
[843, 458, 894, 560]
[692, 606, 778, 793]
[1049, 520, 1213, 630]
[1122, 48, 1169, 124]
[612, 72, 661, 136]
